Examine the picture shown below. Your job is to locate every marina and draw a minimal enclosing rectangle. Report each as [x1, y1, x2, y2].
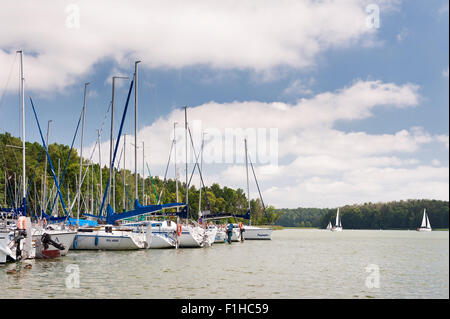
[0, 50, 273, 265]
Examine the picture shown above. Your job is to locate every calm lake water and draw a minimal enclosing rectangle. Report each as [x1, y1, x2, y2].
[1, 229, 448, 299]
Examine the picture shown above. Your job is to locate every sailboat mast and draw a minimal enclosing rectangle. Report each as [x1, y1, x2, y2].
[78, 82, 89, 226]
[134, 61, 141, 203]
[123, 134, 126, 210]
[174, 122, 179, 212]
[109, 76, 127, 208]
[142, 141, 145, 204]
[198, 132, 205, 217]
[56, 158, 60, 216]
[184, 106, 188, 224]
[42, 119, 52, 217]
[18, 51, 25, 205]
[109, 78, 115, 207]
[97, 129, 102, 215]
[244, 139, 251, 225]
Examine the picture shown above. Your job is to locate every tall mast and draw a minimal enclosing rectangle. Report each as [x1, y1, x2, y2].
[134, 61, 141, 203]
[174, 122, 179, 211]
[244, 138, 251, 225]
[109, 76, 127, 207]
[42, 119, 52, 217]
[198, 132, 205, 217]
[184, 106, 188, 224]
[78, 82, 89, 226]
[123, 133, 126, 211]
[113, 157, 116, 212]
[56, 158, 60, 216]
[91, 162, 94, 214]
[109, 78, 115, 207]
[97, 129, 102, 215]
[4, 171, 6, 207]
[142, 141, 145, 204]
[16, 51, 26, 215]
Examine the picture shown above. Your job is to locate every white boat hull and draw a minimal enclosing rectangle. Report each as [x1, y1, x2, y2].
[242, 226, 272, 240]
[231, 228, 242, 242]
[214, 229, 227, 243]
[178, 230, 203, 248]
[32, 230, 76, 256]
[331, 227, 343, 232]
[0, 229, 12, 263]
[120, 221, 214, 248]
[178, 225, 215, 248]
[215, 228, 243, 243]
[71, 230, 146, 250]
[148, 233, 177, 249]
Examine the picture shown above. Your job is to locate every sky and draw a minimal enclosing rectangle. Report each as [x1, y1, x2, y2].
[0, 0, 448, 208]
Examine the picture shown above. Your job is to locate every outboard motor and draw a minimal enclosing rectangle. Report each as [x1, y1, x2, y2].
[41, 233, 65, 251]
[35, 233, 65, 259]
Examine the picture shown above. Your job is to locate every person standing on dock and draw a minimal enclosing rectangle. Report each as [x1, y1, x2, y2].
[226, 223, 233, 244]
[239, 222, 245, 242]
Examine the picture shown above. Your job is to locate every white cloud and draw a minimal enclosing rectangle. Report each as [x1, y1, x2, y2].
[283, 78, 315, 96]
[435, 134, 449, 150]
[0, 0, 396, 93]
[431, 159, 441, 166]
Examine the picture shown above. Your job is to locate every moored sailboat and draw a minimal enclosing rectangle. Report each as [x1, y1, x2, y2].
[417, 209, 432, 232]
[241, 139, 272, 240]
[331, 208, 343, 232]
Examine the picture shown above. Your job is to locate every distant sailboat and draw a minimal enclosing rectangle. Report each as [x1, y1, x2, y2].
[326, 221, 332, 230]
[331, 208, 343, 232]
[417, 209, 432, 232]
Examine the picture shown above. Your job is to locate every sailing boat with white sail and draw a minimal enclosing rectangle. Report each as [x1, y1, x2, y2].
[326, 221, 332, 230]
[331, 208, 342, 232]
[417, 209, 432, 232]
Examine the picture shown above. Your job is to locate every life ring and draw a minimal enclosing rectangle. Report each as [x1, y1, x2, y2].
[177, 224, 182, 237]
[239, 222, 243, 230]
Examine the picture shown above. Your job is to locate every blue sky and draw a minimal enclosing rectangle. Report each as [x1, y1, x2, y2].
[0, 0, 448, 208]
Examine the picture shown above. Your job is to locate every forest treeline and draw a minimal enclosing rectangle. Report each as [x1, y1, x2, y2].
[0, 132, 276, 224]
[275, 199, 449, 229]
